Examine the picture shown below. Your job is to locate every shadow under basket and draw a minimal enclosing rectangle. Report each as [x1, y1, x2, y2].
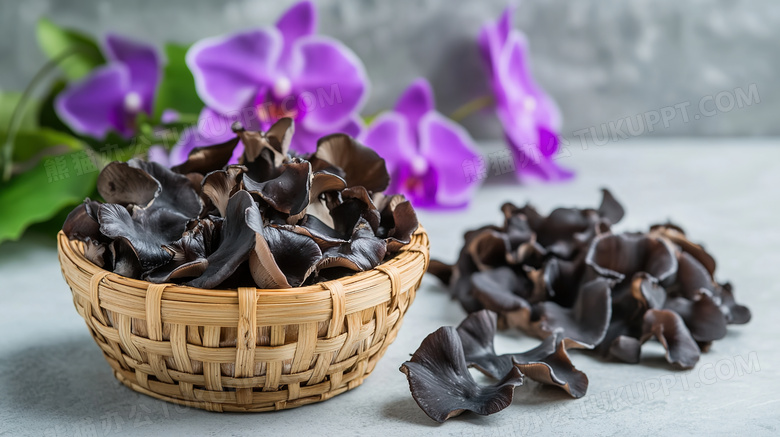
[57, 227, 429, 412]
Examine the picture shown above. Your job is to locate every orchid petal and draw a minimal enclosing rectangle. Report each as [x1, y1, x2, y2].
[294, 35, 368, 130]
[418, 111, 480, 207]
[55, 64, 129, 138]
[335, 115, 364, 138]
[478, 7, 511, 78]
[187, 28, 282, 114]
[359, 111, 415, 176]
[276, 1, 317, 51]
[393, 78, 435, 133]
[498, 32, 538, 107]
[480, 7, 572, 182]
[147, 146, 170, 167]
[104, 33, 161, 115]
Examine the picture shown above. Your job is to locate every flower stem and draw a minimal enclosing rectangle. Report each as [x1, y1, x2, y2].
[1, 50, 81, 182]
[449, 95, 495, 123]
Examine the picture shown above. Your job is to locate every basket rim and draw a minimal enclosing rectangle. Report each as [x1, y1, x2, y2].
[57, 225, 428, 297]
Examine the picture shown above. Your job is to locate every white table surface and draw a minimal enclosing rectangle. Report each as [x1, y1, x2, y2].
[2, 139, 779, 436]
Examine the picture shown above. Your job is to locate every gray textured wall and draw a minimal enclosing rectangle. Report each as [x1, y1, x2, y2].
[0, 0, 776, 140]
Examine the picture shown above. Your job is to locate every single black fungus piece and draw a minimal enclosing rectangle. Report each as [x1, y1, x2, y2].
[471, 267, 533, 306]
[630, 272, 667, 310]
[309, 134, 390, 193]
[316, 219, 387, 272]
[663, 291, 728, 343]
[664, 249, 750, 326]
[505, 234, 546, 267]
[375, 195, 419, 252]
[261, 226, 321, 287]
[304, 171, 348, 231]
[286, 214, 348, 249]
[511, 331, 589, 399]
[543, 255, 586, 307]
[109, 237, 142, 278]
[500, 205, 534, 241]
[171, 136, 241, 175]
[650, 223, 716, 276]
[426, 260, 453, 286]
[586, 232, 677, 285]
[97, 161, 160, 207]
[246, 206, 322, 288]
[246, 206, 288, 288]
[128, 159, 202, 219]
[239, 117, 292, 164]
[455, 310, 588, 398]
[641, 309, 701, 369]
[237, 118, 293, 182]
[595, 289, 646, 363]
[82, 237, 110, 268]
[456, 310, 515, 379]
[198, 216, 223, 256]
[533, 277, 613, 349]
[607, 334, 642, 364]
[667, 251, 712, 300]
[144, 229, 209, 283]
[63, 198, 104, 243]
[399, 326, 523, 423]
[535, 207, 598, 257]
[329, 186, 380, 236]
[442, 232, 489, 313]
[184, 172, 205, 192]
[717, 282, 751, 325]
[242, 142, 283, 183]
[250, 227, 321, 288]
[186, 191, 258, 289]
[202, 165, 246, 217]
[98, 204, 179, 272]
[263, 117, 294, 155]
[466, 229, 511, 271]
[470, 267, 534, 330]
[310, 171, 347, 199]
[597, 188, 625, 225]
[243, 161, 312, 217]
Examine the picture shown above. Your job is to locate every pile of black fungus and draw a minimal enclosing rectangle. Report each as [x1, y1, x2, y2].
[62, 118, 419, 289]
[403, 189, 750, 422]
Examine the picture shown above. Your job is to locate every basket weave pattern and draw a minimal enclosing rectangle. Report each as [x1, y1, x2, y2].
[57, 227, 429, 412]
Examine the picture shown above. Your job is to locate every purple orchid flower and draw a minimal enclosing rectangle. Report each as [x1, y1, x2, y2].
[479, 6, 573, 181]
[167, 0, 367, 164]
[56, 34, 161, 139]
[360, 78, 481, 209]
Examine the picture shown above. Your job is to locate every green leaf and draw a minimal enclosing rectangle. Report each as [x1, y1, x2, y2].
[9, 128, 83, 164]
[38, 79, 71, 133]
[0, 131, 96, 244]
[0, 92, 40, 133]
[154, 43, 203, 119]
[36, 18, 105, 81]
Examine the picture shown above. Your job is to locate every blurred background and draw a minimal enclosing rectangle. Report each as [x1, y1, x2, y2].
[2, 3, 779, 435]
[0, 0, 775, 142]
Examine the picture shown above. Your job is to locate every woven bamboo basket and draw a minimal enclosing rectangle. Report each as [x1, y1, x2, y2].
[57, 226, 429, 412]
